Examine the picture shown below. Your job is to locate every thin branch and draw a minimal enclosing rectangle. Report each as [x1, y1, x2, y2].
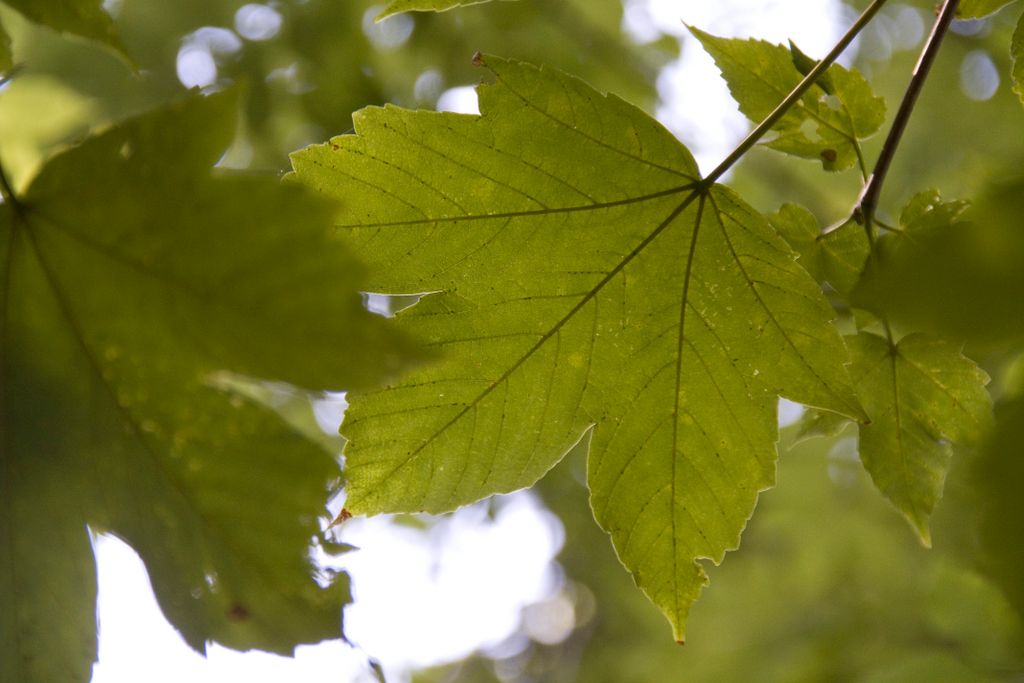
[856, 0, 960, 236]
[703, 0, 891, 186]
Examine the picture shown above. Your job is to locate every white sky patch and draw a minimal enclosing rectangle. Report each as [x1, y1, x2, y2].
[91, 534, 376, 683]
[336, 493, 564, 679]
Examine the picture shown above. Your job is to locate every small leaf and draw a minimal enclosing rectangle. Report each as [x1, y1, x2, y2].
[767, 203, 869, 294]
[1012, 11, 1024, 107]
[957, 0, 1019, 19]
[375, 0, 517, 21]
[847, 332, 992, 545]
[291, 55, 865, 640]
[796, 407, 850, 441]
[691, 27, 885, 172]
[2, 0, 130, 61]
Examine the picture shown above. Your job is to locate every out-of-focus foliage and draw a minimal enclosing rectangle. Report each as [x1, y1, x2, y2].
[0, 91, 421, 681]
[1, 0, 127, 60]
[0, 0, 668, 175]
[854, 178, 1024, 345]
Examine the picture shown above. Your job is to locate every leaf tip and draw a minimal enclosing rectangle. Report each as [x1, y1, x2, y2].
[329, 508, 354, 529]
[472, 51, 485, 67]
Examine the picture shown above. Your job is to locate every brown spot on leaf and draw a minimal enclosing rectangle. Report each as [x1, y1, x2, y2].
[820, 148, 837, 163]
[228, 604, 250, 622]
[329, 508, 354, 529]
[472, 51, 485, 67]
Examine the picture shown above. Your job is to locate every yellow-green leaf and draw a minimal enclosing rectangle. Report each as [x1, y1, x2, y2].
[847, 332, 992, 545]
[375, 0, 517, 21]
[691, 27, 885, 172]
[957, 0, 1018, 19]
[291, 55, 865, 640]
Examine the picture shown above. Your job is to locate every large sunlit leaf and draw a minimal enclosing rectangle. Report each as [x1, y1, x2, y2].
[291, 55, 865, 640]
[0, 92, 420, 681]
[691, 28, 885, 172]
[2, 0, 129, 60]
[375, 0, 516, 21]
[846, 332, 992, 545]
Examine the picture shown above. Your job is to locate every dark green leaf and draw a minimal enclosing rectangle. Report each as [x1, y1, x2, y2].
[0, 19, 12, 73]
[975, 396, 1024, 618]
[0, 92, 420, 678]
[854, 184, 1024, 344]
[690, 27, 885, 172]
[2, 0, 129, 61]
[291, 55, 865, 640]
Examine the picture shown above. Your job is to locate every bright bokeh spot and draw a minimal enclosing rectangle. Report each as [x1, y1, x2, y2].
[363, 6, 415, 50]
[960, 49, 1000, 101]
[234, 4, 283, 42]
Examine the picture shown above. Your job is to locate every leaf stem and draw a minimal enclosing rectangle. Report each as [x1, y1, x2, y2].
[703, 0, 891, 186]
[856, 0, 960, 236]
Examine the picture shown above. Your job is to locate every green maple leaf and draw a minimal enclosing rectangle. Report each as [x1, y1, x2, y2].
[291, 55, 865, 640]
[375, 0, 517, 21]
[0, 92, 420, 682]
[846, 332, 992, 545]
[691, 28, 885, 172]
[2, 0, 129, 61]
